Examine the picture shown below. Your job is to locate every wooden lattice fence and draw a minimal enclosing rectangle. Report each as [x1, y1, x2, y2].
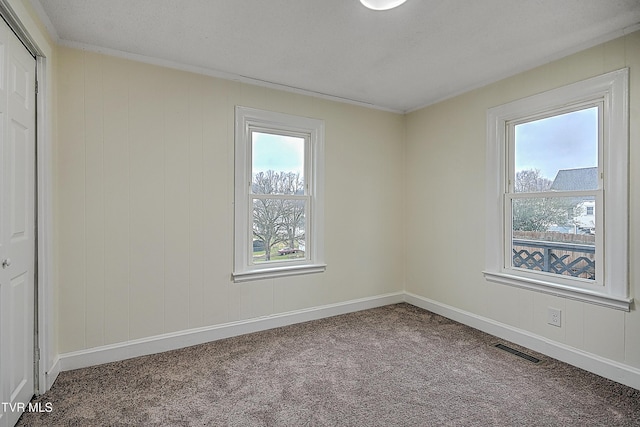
[512, 231, 595, 280]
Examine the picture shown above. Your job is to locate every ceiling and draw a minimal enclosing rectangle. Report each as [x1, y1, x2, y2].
[32, 0, 640, 113]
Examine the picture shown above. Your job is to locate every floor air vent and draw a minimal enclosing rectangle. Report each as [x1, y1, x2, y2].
[494, 343, 541, 364]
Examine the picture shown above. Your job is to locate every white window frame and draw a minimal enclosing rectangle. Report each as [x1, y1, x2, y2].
[233, 106, 325, 282]
[484, 69, 631, 311]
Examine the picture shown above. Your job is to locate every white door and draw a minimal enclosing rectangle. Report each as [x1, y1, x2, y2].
[0, 16, 37, 427]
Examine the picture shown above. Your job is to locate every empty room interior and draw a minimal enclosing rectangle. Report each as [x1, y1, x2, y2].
[1, 0, 640, 425]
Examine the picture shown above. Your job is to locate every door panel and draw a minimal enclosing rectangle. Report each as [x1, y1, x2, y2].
[10, 120, 28, 240]
[0, 16, 36, 427]
[10, 59, 29, 108]
[9, 273, 27, 402]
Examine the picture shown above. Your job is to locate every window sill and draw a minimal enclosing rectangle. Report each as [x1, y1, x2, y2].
[483, 271, 632, 311]
[233, 264, 326, 283]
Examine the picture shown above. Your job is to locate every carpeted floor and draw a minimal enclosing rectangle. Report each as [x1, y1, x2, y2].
[17, 304, 640, 426]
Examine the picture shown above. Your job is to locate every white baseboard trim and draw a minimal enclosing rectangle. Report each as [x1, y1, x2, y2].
[43, 356, 61, 393]
[54, 290, 640, 392]
[59, 291, 404, 372]
[404, 292, 640, 391]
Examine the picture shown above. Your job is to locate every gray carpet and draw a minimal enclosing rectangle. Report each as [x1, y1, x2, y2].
[17, 304, 640, 426]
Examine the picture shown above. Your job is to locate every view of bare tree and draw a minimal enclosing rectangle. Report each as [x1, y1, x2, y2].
[252, 171, 306, 261]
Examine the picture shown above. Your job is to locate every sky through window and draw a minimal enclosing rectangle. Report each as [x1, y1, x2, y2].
[514, 107, 598, 181]
[252, 132, 305, 176]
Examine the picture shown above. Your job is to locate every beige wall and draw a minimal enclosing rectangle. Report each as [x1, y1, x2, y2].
[53, 25, 640, 373]
[406, 31, 640, 368]
[55, 47, 406, 353]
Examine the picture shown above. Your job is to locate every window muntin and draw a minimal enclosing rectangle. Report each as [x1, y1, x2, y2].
[234, 107, 325, 282]
[484, 69, 630, 310]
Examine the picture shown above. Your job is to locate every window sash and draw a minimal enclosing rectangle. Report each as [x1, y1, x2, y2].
[503, 190, 603, 289]
[505, 101, 603, 195]
[249, 127, 311, 196]
[249, 194, 311, 266]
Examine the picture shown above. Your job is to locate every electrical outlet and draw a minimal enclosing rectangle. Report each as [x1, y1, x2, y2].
[548, 308, 562, 327]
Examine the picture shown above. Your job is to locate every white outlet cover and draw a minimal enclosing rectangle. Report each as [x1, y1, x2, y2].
[548, 308, 562, 327]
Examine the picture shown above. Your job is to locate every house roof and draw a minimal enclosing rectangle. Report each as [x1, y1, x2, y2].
[550, 167, 598, 191]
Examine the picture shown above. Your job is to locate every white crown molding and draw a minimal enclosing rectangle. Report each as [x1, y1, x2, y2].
[56, 38, 404, 115]
[27, 0, 59, 43]
[406, 22, 640, 114]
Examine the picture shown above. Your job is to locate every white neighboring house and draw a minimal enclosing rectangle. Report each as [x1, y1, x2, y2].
[574, 199, 596, 233]
[550, 167, 597, 234]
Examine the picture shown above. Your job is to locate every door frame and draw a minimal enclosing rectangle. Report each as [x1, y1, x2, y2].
[0, 0, 55, 394]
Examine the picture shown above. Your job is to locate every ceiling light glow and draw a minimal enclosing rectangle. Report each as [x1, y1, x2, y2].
[360, 0, 407, 11]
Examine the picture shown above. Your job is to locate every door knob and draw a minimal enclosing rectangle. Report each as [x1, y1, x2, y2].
[1, 258, 10, 269]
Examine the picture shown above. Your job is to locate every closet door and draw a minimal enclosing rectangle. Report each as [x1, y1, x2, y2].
[0, 15, 36, 427]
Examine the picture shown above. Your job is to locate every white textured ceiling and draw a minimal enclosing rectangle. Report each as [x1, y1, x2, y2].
[33, 0, 640, 112]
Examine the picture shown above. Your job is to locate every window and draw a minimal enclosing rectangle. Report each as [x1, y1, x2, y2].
[485, 69, 630, 311]
[233, 107, 325, 282]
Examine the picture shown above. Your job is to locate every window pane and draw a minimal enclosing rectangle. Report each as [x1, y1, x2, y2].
[511, 197, 595, 280]
[252, 198, 306, 263]
[252, 132, 305, 195]
[514, 107, 598, 192]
